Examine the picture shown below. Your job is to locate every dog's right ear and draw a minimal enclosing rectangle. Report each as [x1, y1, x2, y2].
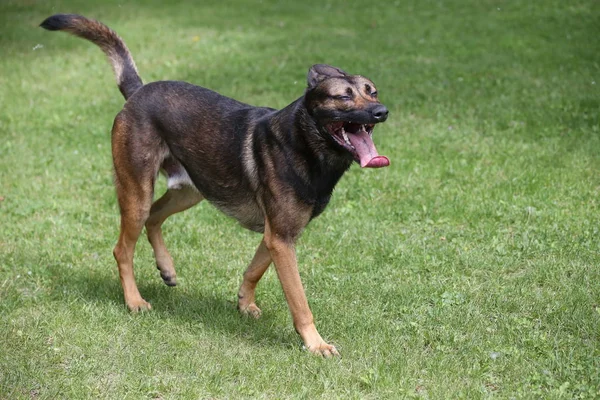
[307, 64, 348, 88]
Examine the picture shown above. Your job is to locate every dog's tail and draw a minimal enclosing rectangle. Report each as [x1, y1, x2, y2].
[40, 14, 143, 100]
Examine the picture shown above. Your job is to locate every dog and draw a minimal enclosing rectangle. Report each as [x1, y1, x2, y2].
[41, 14, 389, 357]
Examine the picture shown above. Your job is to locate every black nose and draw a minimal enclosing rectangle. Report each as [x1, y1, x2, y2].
[372, 105, 389, 122]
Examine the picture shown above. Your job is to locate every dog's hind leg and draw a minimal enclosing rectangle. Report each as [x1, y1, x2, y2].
[238, 239, 271, 318]
[111, 116, 160, 312]
[146, 184, 203, 286]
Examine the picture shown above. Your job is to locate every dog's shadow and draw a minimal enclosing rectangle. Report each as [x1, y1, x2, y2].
[50, 263, 295, 351]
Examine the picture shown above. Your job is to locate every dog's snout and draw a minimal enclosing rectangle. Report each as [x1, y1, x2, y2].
[372, 105, 389, 122]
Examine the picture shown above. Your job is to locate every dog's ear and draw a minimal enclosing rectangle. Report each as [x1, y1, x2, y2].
[307, 64, 348, 88]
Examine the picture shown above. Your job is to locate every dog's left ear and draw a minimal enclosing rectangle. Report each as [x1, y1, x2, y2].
[307, 64, 348, 88]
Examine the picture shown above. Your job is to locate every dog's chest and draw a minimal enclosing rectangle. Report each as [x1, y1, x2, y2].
[310, 193, 332, 220]
[294, 166, 348, 221]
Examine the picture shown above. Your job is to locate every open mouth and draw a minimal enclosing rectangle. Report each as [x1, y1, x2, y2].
[325, 122, 390, 168]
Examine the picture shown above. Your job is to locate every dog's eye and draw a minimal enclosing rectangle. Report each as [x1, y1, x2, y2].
[333, 88, 354, 101]
[365, 84, 377, 98]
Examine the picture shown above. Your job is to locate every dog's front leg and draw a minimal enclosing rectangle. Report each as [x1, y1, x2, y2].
[264, 220, 339, 357]
[238, 239, 271, 318]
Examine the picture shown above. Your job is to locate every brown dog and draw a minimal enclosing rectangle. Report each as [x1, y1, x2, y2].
[41, 14, 389, 356]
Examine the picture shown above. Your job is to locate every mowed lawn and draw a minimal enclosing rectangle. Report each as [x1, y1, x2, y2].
[1, 0, 599, 398]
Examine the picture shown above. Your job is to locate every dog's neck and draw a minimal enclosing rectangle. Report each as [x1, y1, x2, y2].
[272, 96, 353, 171]
[267, 96, 353, 219]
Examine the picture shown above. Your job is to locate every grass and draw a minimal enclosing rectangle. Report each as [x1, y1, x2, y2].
[1, 0, 599, 398]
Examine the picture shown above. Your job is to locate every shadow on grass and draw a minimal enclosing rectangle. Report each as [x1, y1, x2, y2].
[46, 262, 295, 350]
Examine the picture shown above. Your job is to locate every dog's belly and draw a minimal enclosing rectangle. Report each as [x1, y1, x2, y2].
[211, 199, 265, 233]
[162, 155, 265, 233]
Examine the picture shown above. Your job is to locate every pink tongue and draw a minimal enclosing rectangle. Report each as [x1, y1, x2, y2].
[347, 129, 390, 168]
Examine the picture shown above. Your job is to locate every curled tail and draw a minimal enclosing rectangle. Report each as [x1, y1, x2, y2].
[40, 14, 143, 100]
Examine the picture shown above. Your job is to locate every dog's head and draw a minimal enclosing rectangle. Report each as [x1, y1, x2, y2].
[304, 64, 389, 168]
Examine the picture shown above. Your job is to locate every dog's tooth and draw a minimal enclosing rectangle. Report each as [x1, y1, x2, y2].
[342, 131, 351, 145]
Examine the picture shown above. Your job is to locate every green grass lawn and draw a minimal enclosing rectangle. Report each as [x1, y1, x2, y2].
[1, 0, 599, 398]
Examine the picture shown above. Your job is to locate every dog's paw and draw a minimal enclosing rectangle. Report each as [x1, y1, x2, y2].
[239, 303, 262, 319]
[156, 264, 177, 286]
[127, 298, 152, 312]
[305, 342, 340, 358]
[160, 272, 177, 286]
